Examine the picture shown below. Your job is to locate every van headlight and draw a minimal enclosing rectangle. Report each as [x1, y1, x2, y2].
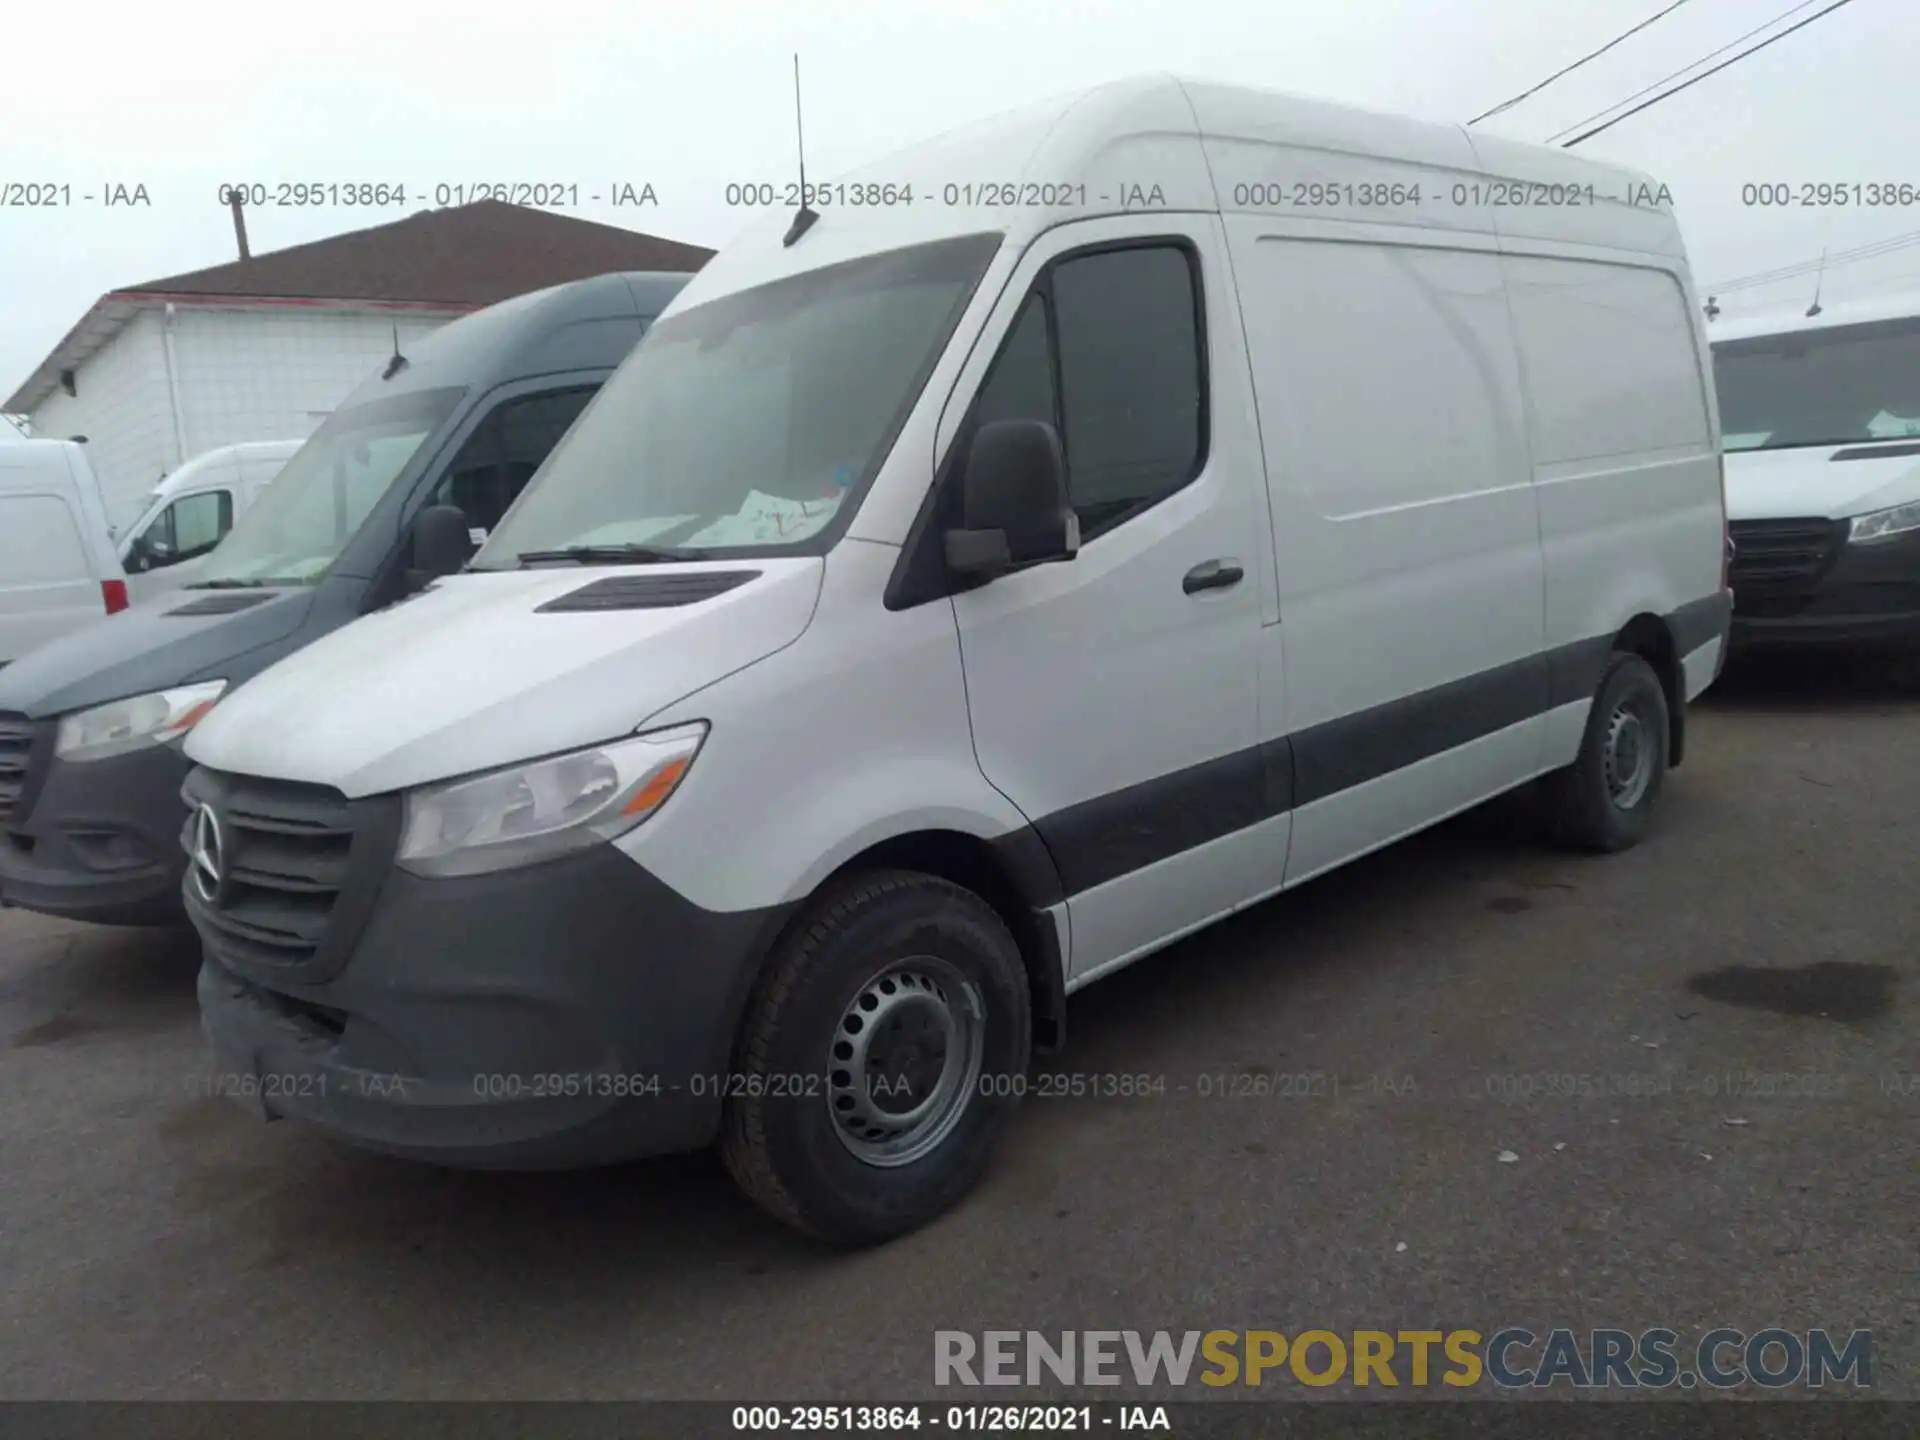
[1848, 499, 1920, 544]
[55, 680, 227, 762]
[397, 721, 707, 877]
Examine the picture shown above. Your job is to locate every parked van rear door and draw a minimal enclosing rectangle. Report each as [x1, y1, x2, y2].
[942, 217, 1270, 983]
[0, 487, 107, 664]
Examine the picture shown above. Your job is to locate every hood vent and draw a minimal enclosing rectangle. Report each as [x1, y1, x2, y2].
[169, 592, 275, 616]
[536, 571, 760, 613]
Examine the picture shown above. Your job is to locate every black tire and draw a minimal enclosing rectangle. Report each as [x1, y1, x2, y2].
[1540, 652, 1670, 853]
[719, 869, 1032, 1247]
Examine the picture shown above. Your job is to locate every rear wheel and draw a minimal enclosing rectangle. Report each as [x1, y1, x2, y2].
[1540, 652, 1670, 852]
[720, 869, 1032, 1246]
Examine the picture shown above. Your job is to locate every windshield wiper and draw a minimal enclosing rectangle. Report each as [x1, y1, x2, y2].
[181, 578, 276, 589]
[516, 543, 704, 567]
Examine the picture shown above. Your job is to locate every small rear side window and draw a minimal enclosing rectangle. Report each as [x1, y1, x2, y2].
[0, 495, 90, 582]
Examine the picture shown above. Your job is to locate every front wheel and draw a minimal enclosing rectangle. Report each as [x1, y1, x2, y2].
[720, 869, 1032, 1246]
[1540, 652, 1671, 852]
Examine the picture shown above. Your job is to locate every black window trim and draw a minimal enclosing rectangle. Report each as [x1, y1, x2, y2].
[427, 386, 600, 542]
[883, 233, 1211, 612]
[357, 374, 608, 613]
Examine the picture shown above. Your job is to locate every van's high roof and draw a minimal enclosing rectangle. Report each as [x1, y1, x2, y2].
[671, 74, 1685, 315]
[147, 440, 305, 502]
[1706, 291, 1920, 346]
[334, 270, 696, 413]
[0, 437, 89, 489]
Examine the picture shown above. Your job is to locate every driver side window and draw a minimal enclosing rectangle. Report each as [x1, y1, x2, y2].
[138, 490, 234, 568]
[430, 387, 597, 540]
[966, 242, 1206, 540]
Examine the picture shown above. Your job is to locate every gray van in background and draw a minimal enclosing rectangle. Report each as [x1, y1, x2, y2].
[0, 270, 693, 926]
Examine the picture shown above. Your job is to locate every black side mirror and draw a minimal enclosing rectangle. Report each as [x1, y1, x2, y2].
[944, 419, 1080, 580]
[407, 504, 475, 588]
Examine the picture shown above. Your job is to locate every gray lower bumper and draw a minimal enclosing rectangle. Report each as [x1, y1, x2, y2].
[192, 841, 798, 1169]
[0, 740, 192, 926]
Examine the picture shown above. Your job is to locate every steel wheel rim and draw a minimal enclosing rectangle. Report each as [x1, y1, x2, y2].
[1603, 700, 1653, 810]
[827, 956, 985, 1168]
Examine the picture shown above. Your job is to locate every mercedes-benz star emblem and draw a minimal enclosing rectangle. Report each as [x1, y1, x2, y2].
[188, 803, 225, 905]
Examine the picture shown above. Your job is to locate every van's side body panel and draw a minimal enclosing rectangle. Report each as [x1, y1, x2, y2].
[1501, 254, 1725, 743]
[1222, 219, 1545, 885]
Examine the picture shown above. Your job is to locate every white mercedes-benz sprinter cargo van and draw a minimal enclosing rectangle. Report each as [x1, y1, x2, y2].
[183, 76, 1731, 1245]
[1711, 294, 1920, 653]
[118, 440, 304, 606]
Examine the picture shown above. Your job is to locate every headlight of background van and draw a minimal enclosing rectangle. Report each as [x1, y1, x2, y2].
[54, 680, 228, 763]
[1848, 499, 1920, 544]
[397, 721, 708, 878]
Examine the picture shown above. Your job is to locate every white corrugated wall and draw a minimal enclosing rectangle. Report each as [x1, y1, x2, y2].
[27, 312, 176, 528]
[30, 305, 460, 533]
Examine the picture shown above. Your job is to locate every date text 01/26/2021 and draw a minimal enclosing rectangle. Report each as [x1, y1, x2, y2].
[731, 1405, 1169, 1432]
[213, 182, 658, 209]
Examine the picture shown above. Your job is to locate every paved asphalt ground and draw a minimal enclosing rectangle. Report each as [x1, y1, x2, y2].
[1, 652, 1915, 1405]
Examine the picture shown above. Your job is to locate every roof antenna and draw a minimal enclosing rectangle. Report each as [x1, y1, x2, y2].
[782, 54, 820, 248]
[1805, 248, 1828, 318]
[381, 322, 410, 380]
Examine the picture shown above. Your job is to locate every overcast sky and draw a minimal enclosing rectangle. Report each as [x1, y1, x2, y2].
[2, 0, 1915, 406]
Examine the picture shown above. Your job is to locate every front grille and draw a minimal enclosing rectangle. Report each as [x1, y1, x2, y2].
[1728, 518, 1847, 597]
[0, 712, 42, 823]
[182, 769, 401, 983]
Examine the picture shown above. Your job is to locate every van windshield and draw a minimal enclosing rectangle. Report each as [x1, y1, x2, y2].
[472, 234, 1001, 566]
[194, 388, 464, 586]
[1714, 316, 1920, 451]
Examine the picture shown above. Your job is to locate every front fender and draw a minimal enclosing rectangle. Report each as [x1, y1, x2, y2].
[618, 540, 1034, 915]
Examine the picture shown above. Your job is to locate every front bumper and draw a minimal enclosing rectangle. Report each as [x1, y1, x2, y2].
[1730, 524, 1920, 653]
[191, 833, 797, 1169]
[0, 731, 193, 926]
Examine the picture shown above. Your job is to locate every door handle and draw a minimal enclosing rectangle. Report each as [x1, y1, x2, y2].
[1183, 559, 1244, 594]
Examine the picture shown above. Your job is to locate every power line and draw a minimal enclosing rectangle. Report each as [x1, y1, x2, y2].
[1468, 0, 1695, 125]
[1562, 0, 1863, 147]
[1544, 0, 1825, 144]
[1710, 231, 1920, 292]
[1705, 228, 1920, 295]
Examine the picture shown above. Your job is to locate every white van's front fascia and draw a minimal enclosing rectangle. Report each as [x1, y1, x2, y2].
[183, 560, 823, 797]
[1724, 447, 1920, 521]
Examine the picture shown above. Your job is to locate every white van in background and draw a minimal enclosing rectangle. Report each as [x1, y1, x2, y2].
[1711, 293, 1920, 652]
[117, 440, 304, 605]
[0, 440, 128, 667]
[184, 75, 1731, 1244]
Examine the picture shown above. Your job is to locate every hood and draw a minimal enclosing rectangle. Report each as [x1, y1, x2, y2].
[184, 560, 824, 798]
[0, 587, 315, 719]
[1723, 445, 1920, 522]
